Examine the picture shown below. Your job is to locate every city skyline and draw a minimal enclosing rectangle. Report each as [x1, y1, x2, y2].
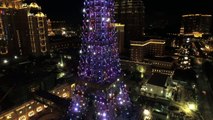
[1, 0, 213, 120]
[37, 0, 213, 31]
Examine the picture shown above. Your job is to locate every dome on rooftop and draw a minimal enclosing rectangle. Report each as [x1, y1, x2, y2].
[29, 2, 40, 9]
[35, 12, 45, 17]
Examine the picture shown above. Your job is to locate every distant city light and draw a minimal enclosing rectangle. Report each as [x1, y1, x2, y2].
[62, 31, 67, 35]
[58, 72, 65, 78]
[67, 56, 72, 60]
[193, 32, 203, 38]
[186, 38, 190, 43]
[184, 56, 188, 60]
[14, 56, 18, 59]
[57, 62, 64, 68]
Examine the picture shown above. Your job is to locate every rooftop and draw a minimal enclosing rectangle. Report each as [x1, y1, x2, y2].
[0, 73, 4, 78]
[131, 39, 166, 47]
[147, 73, 168, 87]
[173, 69, 196, 82]
[182, 14, 212, 17]
[148, 56, 175, 63]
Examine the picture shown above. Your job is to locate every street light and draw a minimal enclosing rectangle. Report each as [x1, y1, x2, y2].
[143, 109, 151, 120]
[137, 65, 146, 78]
[14, 56, 18, 59]
[187, 103, 197, 111]
[143, 109, 150, 116]
[58, 55, 64, 68]
[60, 63, 64, 67]
[3, 59, 8, 64]
[57, 62, 64, 68]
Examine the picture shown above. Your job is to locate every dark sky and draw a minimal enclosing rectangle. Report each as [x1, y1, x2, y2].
[36, 0, 83, 24]
[143, 0, 213, 31]
[35, 0, 213, 30]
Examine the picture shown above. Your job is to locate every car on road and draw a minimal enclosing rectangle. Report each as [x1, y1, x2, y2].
[202, 90, 206, 95]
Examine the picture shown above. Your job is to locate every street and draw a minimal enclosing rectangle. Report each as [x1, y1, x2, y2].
[194, 60, 213, 120]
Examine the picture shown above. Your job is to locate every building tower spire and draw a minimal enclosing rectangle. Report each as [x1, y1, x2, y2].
[68, 0, 131, 119]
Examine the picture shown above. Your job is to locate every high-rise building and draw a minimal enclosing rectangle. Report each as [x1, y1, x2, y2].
[0, 2, 30, 57]
[0, 1, 49, 57]
[27, 3, 49, 55]
[47, 19, 55, 36]
[181, 14, 212, 37]
[130, 39, 166, 62]
[178, 38, 191, 69]
[114, 23, 125, 55]
[50, 21, 77, 37]
[69, 0, 131, 119]
[115, 0, 145, 54]
[50, 21, 66, 36]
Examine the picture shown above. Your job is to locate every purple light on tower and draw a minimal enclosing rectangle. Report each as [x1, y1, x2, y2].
[68, 0, 131, 119]
[79, 0, 121, 84]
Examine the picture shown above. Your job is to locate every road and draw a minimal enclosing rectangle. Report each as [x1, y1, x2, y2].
[193, 60, 213, 120]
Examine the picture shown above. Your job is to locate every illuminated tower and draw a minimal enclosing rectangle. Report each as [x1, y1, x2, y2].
[69, 0, 131, 119]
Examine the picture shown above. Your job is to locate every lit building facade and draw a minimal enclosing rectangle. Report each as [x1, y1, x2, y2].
[28, 11, 49, 55]
[141, 73, 173, 99]
[145, 57, 175, 76]
[50, 21, 77, 37]
[0, 5, 30, 57]
[0, 100, 47, 120]
[47, 19, 55, 36]
[51, 21, 66, 35]
[178, 48, 191, 69]
[0, 84, 71, 120]
[130, 39, 166, 62]
[113, 23, 125, 54]
[115, 0, 145, 54]
[49, 36, 81, 52]
[181, 14, 212, 37]
[0, 1, 49, 57]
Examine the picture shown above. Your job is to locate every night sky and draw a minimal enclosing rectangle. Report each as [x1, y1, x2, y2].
[35, 0, 213, 31]
[36, 0, 83, 24]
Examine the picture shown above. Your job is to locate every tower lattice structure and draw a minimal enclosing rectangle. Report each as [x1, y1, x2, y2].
[68, 0, 131, 119]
